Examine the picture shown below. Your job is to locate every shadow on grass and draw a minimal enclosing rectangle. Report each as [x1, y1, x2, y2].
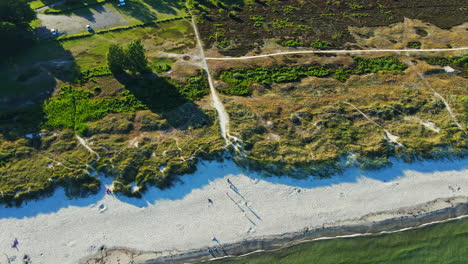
[117, 0, 158, 22]
[0, 39, 80, 140]
[115, 72, 211, 129]
[140, 0, 182, 15]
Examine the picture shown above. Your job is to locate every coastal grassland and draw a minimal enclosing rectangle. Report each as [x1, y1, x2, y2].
[0, 69, 224, 205]
[215, 55, 467, 176]
[190, 0, 467, 55]
[0, 18, 226, 205]
[208, 218, 468, 264]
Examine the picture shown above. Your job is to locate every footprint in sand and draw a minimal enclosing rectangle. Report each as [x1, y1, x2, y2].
[98, 204, 107, 213]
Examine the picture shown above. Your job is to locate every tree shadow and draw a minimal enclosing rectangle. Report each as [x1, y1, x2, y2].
[117, 0, 158, 22]
[116, 72, 211, 129]
[140, 0, 182, 16]
[0, 38, 79, 141]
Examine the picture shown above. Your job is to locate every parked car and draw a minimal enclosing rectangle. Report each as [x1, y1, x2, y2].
[50, 28, 57, 36]
[86, 25, 92, 32]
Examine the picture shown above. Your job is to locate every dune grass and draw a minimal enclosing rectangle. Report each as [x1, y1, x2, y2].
[209, 218, 468, 264]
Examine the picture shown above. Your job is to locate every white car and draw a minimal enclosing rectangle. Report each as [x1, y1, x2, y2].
[50, 28, 57, 36]
[86, 25, 92, 32]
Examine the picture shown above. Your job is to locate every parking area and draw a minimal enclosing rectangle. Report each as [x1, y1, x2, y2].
[37, 3, 129, 35]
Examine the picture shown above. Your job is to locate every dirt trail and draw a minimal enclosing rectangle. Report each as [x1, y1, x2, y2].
[205, 47, 468, 61]
[191, 17, 243, 151]
[400, 19, 465, 134]
[76, 135, 100, 161]
[415, 72, 465, 133]
[344, 102, 404, 147]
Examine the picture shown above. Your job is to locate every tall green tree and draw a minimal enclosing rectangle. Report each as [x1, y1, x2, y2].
[126, 39, 149, 74]
[0, 0, 36, 57]
[107, 43, 126, 74]
[0, 0, 36, 27]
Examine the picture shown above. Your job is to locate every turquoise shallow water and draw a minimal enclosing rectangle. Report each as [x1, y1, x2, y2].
[207, 217, 468, 264]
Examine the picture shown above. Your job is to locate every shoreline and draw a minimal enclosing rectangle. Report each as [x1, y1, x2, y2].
[81, 196, 468, 264]
[1, 158, 467, 264]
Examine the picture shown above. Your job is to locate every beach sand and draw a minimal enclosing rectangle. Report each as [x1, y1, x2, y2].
[0, 158, 467, 264]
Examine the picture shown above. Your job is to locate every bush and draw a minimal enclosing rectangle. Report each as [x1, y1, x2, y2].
[81, 66, 112, 81]
[310, 40, 332, 49]
[282, 39, 304, 47]
[217, 57, 407, 96]
[407, 41, 421, 49]
[353, 56, 407, 74]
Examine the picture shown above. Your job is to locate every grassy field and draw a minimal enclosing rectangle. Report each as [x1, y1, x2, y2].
[61, 19, 195, 70]
[208, 218, 468, 264]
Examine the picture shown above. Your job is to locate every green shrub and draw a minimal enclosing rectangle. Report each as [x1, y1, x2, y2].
[310, 40, 332, 49]
[178, 73, 210, 100]
[353, 56, 407, 74]
[80, 66, 112, 81]
[218, 57, 407, 96]
[407, 41, 422, 49]
[282, 39, 304, 47]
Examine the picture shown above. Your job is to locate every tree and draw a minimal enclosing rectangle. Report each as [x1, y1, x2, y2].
[126, 39, 149, 74]
[0, 0, 36, 27]
[0, 0, 36, 57]
[107, 43, 126, 74]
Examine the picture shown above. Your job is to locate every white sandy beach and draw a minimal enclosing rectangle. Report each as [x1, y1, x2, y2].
[0, 158, 467, 264]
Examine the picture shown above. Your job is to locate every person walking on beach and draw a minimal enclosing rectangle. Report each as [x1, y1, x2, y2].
[11, 238, 18, 250]
[208, 198, 213, 205]
[105, 188, 112, 195]
[227, 179, 232, 185]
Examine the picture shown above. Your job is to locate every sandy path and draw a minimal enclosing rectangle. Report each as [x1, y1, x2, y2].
[205, 47, 468, 60]
[0, 158, 466, 264]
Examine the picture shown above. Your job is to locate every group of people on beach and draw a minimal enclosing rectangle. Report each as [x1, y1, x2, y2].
[208, 178, 240, 206]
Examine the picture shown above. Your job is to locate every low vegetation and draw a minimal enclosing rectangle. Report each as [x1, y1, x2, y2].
[0, 17, 222, 205]
[219, 56, 466, 176]
[189, 0, 466, 55]
[216, 57, 407, 95]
